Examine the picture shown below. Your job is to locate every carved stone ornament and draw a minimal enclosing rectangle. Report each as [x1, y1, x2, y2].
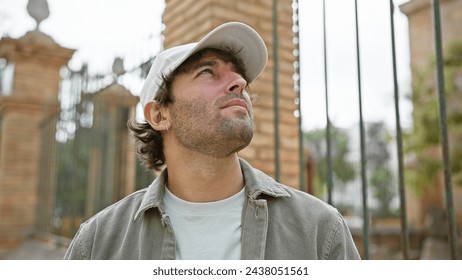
[27, 0, 50, 30]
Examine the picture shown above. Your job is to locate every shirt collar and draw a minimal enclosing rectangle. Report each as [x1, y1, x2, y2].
[134, 168, 167, 221]
[238, 158, 290, 199]
[133, 158, 290, 220]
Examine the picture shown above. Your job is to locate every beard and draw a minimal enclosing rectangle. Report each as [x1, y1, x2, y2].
[169, 94, 254, 158]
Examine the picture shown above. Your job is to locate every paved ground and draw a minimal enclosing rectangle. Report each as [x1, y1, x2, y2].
[420, 237, 452, 260]
[3, 239, 68, 260]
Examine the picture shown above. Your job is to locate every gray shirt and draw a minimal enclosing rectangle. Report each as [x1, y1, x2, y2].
[64, 158, 361, 260]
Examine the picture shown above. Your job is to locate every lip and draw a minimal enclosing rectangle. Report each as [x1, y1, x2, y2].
[221, 98, 249, 112]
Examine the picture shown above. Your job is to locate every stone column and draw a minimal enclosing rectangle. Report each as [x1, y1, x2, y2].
[0, 31, 74, 254]
[400, 0, 462, 226]
[162, 0, 301, 189]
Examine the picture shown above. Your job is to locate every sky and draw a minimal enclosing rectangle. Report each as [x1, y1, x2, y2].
[299, 0, 412, 131]
[0, 0, 412, 132]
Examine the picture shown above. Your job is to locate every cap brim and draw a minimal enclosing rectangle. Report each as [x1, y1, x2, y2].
[171, 22, 268, 83]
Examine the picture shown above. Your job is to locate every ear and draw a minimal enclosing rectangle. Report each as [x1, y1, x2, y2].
[144, 101, 170, 132]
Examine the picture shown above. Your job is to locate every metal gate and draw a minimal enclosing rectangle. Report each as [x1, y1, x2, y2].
[35, 63, 155, 238]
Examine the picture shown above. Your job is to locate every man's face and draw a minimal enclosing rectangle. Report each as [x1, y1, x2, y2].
[168, 50, 254, 158]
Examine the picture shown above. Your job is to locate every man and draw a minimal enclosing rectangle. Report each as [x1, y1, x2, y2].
[64, 22, 360, 260]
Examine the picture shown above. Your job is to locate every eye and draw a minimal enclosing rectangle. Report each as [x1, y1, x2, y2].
[198, 68, 214, 76]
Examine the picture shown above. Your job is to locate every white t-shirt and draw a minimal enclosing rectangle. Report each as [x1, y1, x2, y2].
[163, 186, 245, 260]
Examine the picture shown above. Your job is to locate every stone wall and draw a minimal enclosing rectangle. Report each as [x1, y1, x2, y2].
[0, 31, 74, 255]
[401, 0, 462, 71]
[400, 0, 462, 227]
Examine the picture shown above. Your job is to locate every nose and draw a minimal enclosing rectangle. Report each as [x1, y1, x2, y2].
[225, 71, 247, 94]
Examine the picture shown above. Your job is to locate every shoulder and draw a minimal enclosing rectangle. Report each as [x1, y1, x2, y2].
[266, 183, 351, 244]
[73, 188, 150, 244]
[240, 157, 340, 221]
[266, 185, 360, 259]
[64, 188, 150, 259]
[273, 184, 339, 219]
[86, 188, 148, 225]
[81, 189, 148, 240]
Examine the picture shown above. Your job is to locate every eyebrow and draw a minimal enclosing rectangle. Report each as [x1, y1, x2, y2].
[190, 60, 218, 72]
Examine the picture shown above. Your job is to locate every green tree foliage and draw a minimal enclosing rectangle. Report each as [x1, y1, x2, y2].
[366, 122, 396, 218]
[370, 167, 395, 216]
[304, 125, 356, 196]
[305, 122, 397, 217]
[405, 40, 462, 194]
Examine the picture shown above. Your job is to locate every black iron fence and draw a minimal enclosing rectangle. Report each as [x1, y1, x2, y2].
[35, 62, 155, 238]
[296, 0, 459, 259]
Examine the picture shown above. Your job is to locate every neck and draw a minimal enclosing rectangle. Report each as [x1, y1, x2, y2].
[164, 149, 244, 203]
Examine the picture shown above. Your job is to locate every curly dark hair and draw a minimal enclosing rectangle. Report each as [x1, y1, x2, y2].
[128, 47, 248, 171]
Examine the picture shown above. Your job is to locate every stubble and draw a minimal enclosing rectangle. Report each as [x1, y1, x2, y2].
[169, 95, 253, 158]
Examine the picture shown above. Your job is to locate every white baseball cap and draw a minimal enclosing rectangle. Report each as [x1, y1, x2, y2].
[139, 22, 268, 109]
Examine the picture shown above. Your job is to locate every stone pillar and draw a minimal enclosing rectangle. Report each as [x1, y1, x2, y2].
[400, 0, 462, 225]
[0, 31, 74, 254]
[400, 0, 462, 71]
[162, 0, 301, 188]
